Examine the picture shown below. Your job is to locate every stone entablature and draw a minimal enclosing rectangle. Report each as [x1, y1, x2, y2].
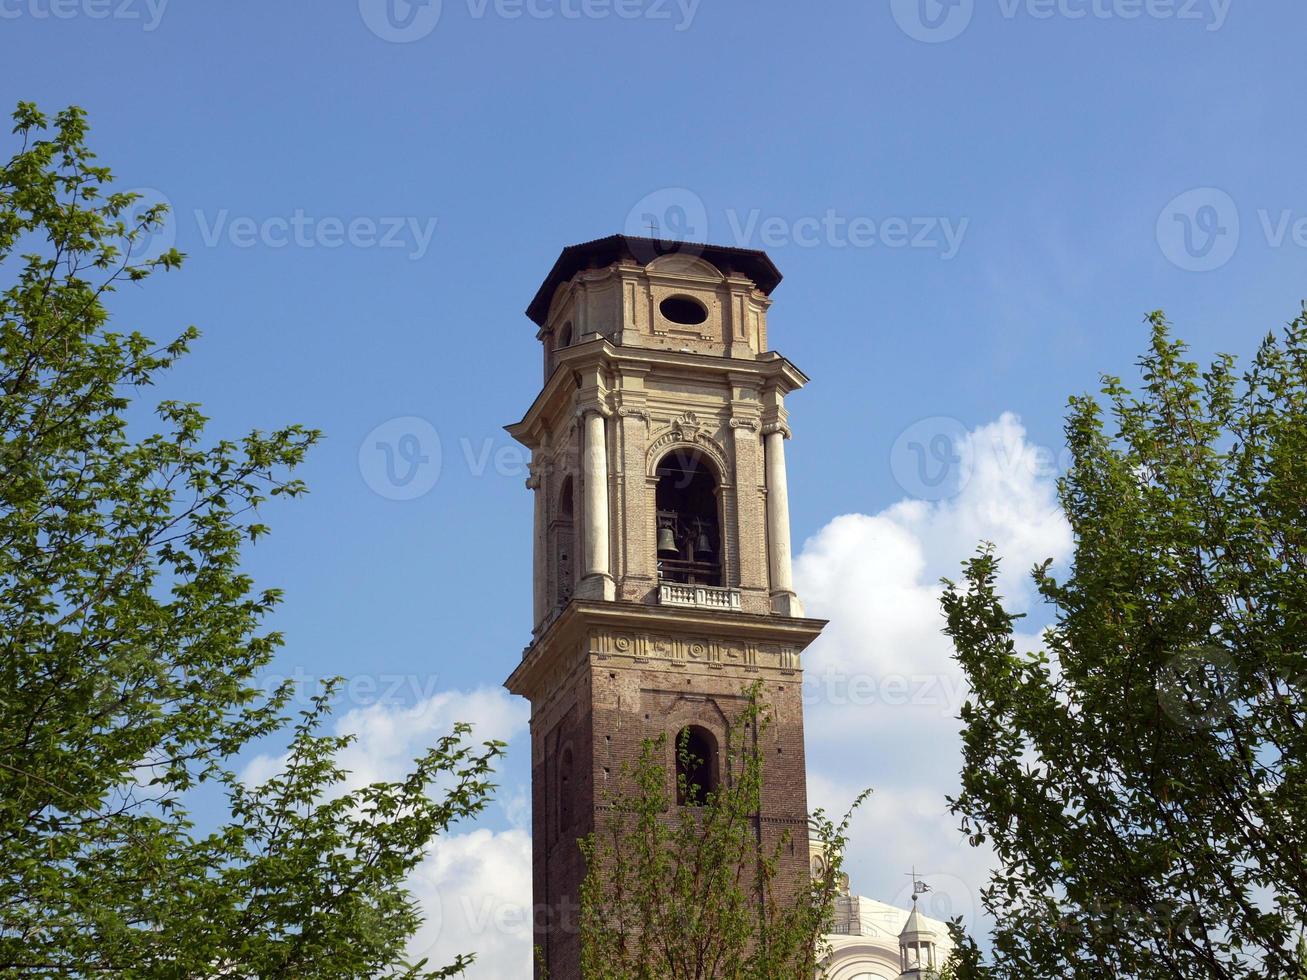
[590, 626, 798, 672]
[505, 600, 825, 712]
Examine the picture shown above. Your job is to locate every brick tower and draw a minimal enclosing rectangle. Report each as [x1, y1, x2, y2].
[504, 236, 825, 979]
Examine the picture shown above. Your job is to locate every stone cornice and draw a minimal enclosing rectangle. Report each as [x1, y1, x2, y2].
[505, 340, 809, 451]
[504, 599, 827, 706]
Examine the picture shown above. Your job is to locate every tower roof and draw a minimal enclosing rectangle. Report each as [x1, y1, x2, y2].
[899, 901, 936, 941]
[525, 234, 783, 327]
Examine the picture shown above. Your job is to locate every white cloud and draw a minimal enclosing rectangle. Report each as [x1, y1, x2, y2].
[810, 769, 993, 931]
[243, 686, 528, 793]
[407, 827, 535, 978]
[240, 686, 536, 973]
[331, 687, 528, 793]
[796, 412, 1073, 935]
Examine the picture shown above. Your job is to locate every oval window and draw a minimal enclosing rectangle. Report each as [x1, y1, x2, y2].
[659, 296, 709, 326]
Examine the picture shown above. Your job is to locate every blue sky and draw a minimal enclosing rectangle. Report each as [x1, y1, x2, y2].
[5, 0, 1306, 971]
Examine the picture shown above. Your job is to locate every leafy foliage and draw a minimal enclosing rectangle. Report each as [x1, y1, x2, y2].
[0, 102, 502, 977]
[942, 313, 1307, 978]
[577, 684, 867, 980]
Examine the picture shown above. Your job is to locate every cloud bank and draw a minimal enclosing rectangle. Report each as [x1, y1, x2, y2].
[798, 412, 1073, 931]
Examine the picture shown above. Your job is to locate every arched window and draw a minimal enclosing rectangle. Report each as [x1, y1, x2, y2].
[655, 450, 721, 586]
[556, 321, 573, 349]
[675, 726, 717, 806]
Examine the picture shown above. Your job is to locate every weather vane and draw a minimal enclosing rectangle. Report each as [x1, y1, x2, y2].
[905, 866, 933, 902]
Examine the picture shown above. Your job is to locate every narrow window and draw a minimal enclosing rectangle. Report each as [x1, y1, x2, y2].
[676, 726, 717, 806]
[558, 746, 574, 834]
[556, 321, 573, 349]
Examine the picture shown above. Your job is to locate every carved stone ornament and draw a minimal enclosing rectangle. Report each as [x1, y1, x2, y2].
[670, 412, 702, 439]
[589, 629, 799, 672]
[645, 423, 732, 483]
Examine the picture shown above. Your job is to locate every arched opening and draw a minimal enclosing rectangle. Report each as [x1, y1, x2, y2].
[553, 476, 575, 610]
[555, 321, 573, 349]
[675, 726, 717, 806]
[655, 450, 721, 586]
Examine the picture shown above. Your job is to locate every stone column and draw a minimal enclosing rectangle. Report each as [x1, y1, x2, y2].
[580, 409, 615, 600]
[764, 427, 803, 616]
[528, 460, 546, 633]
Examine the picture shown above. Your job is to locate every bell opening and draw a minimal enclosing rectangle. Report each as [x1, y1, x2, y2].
[654, 450, 722, 587]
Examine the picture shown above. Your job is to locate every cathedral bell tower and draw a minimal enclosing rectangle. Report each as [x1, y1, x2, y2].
[504, 236, 826, 979]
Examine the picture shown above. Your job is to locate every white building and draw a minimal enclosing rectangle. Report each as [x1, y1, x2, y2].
[813, 834, 954, 979]
[823, 892, 953, 980]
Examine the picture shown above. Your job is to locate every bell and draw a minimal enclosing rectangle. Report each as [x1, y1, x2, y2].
[658, 526, 678, 556]
[695, 531, 712, 555]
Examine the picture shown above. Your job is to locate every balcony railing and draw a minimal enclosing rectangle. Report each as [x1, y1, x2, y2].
[658, 583, 742, 611]
[655, 555, 721, 587]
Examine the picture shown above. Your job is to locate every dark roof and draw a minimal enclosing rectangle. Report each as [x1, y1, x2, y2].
[525, 234, 783, 327]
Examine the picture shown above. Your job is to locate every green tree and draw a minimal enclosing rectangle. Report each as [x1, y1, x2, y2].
[577, 684, 867, 980]
[0, 102, 502, 977]
[941, 313, 1307, 978]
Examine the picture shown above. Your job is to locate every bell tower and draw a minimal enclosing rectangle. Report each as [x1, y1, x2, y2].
[504, 236, 826, 979]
